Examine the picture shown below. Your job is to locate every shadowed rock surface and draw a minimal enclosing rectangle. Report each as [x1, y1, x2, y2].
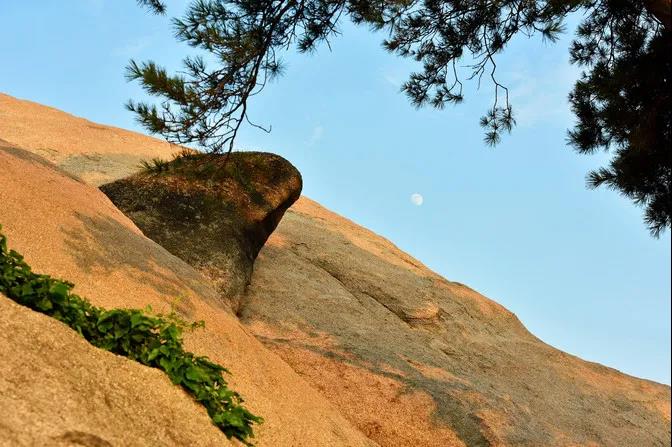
[100, 151, 303, 310]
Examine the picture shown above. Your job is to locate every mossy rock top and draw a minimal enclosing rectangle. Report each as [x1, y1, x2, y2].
[132, 150, 301, 219]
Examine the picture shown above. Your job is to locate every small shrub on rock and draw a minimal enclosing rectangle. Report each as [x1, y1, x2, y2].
[0, 224, 262, 445]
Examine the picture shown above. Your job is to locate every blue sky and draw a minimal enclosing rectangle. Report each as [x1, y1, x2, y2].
[1, 1, 670, 384]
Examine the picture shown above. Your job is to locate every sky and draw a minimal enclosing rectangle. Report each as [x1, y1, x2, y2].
[1, 1, 670, 384]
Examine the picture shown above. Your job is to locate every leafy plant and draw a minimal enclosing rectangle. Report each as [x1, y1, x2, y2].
[0, 224, 262, 445]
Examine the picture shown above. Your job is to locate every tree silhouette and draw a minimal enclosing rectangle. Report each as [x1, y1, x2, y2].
[128, 0, 671, 236]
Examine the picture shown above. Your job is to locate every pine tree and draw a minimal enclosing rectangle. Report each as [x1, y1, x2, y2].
[128, 0, 671, 236]
[136, 0, 166, 14]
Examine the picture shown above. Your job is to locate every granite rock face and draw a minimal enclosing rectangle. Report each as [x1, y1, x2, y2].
[1, 93, 670, 447]
[239, 197, 672, 447]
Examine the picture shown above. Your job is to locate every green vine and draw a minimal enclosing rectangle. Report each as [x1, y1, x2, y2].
[0, 224, 262, 445]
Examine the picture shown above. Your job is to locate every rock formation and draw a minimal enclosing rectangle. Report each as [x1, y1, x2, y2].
[1, 93, 670, 446]
[100, 150, 302, 310]
[0, 139, 375, 447]
[102, 155, 672, 445]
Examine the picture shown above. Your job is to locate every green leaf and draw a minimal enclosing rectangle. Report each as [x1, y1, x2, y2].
[21, 283, 34, 296]
[130, 312, 145, 327]
[147, 348, 161, 361]
[36, 297, 53, 311]
[185, 366, 208, 383]
[50, 282, 70, 299]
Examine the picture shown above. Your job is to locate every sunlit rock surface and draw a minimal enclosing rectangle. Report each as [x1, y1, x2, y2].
[1, 93, 669, 447]
[239, 196, 671, 446]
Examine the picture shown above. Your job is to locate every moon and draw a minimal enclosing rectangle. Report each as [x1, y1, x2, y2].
[410, 193, 424, 206]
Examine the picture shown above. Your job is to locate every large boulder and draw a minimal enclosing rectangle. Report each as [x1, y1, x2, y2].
[100, 151, 302, 310]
